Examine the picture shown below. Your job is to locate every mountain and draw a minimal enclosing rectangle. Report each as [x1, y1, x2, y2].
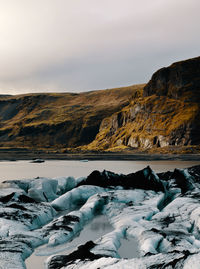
[83, 56, 200, 153]
[0, 56, 199, 154]
[0, 85, 143, 149]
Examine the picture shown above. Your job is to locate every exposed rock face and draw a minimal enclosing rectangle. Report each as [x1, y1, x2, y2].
[0, 56, 199, 152]
[0, 86, 142, 149]
[143, 56, 200, 101]
[78, 166, 165, 192]
[85, 56, 200, 151]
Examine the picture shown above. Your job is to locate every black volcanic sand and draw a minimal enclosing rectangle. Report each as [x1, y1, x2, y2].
[0, 149, 200, 161]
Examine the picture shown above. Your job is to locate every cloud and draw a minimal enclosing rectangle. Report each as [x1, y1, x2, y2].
[0, 0, 199, 93]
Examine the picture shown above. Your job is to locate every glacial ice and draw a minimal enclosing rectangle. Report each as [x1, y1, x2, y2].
[0, 166, 200, 268]
[51, 185, 105, 211]
[28, 178, 58, 202]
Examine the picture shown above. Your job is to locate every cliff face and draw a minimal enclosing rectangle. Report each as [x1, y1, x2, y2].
[0, 85, 143, 149]
[1, 56, 199, 152]
[143, 56, 200, 101]
[84, 57, 200, 152]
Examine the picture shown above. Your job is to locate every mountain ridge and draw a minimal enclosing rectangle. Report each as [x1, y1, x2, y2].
[0, 56, 199, 154]
[82, 56, 200, 153]
[0, 85, 143, 149]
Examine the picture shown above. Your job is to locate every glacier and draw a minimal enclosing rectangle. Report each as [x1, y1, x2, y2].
[0, 166, 200, 268]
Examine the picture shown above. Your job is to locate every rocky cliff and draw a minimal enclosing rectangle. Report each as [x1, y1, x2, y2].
[0, 56, 199, 153]
[0, 85, 143, 149]
[84, 57, 200, 152]
[143, 56, 200, 100]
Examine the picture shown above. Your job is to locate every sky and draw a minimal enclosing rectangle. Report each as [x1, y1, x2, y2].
[0, 0, 199, 94]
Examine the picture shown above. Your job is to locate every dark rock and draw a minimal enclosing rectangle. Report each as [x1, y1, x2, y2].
[18, 194, 37, 203]
[126, 166, 165, 192]
[157, 171, 173, 181]
[45, 215, 80, 233]
[170, 168, 195, 193]
[47, 241, 103, 269]
[0, 192, 15, 203]
[6, 203, 27, 210]
[30, 159, 45, 163]
[143, 56, 200, 101]
[188, 165, 200, 182]
[0, 192, 37, 204]
[79, 170, 125, 188]
[78, 166, 165, 192]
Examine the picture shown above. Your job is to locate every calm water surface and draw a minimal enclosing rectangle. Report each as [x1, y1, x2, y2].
[118, 238, 140, 259]
[0, 160, 200, 182]
[26, 215, 113, 269]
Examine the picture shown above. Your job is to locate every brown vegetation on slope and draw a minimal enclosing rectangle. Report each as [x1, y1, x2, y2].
[83, 57, 200, 152]
[0, 56, 199, 154]
[0, 85, 144, 149]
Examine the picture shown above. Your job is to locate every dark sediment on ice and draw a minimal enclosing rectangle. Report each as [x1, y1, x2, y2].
[0, 165, 200, 268]
[78, 166, 165, 192]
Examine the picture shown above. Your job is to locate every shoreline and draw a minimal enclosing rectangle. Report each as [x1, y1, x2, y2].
[0, 150, 200, 161]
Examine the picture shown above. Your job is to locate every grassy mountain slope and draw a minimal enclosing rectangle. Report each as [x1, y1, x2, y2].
[0, 85, 144, 149]
[1, 56, 199, 154]
[83, 57, 200, 153]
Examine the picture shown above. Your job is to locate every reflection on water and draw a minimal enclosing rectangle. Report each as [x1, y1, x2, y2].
[90, 219, 112, 231]
[26, 215, 113, 269]
[118, 237, 140, 259]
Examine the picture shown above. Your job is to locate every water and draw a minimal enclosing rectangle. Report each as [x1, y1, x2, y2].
[26, 215, 113, 269]
[0, 160, 199, 183]
[118, 238, 140, 259]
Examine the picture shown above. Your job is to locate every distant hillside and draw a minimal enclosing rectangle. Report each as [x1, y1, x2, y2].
[83, 56, 200, 153]
[0, 85, 144, 149]
[1, 56, 199, 154]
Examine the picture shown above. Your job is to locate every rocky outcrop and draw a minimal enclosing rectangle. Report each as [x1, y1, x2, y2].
[0, 56, 199, 152]
[79, 166, 165, 192]
[47, 241, 102, 269]
[143, 56, 200, 101]
[84, 56, 200, 151]
[0, 85, 142, 149]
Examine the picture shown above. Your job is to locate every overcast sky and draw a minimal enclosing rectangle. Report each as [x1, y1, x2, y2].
[0, 0, 199, 94]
